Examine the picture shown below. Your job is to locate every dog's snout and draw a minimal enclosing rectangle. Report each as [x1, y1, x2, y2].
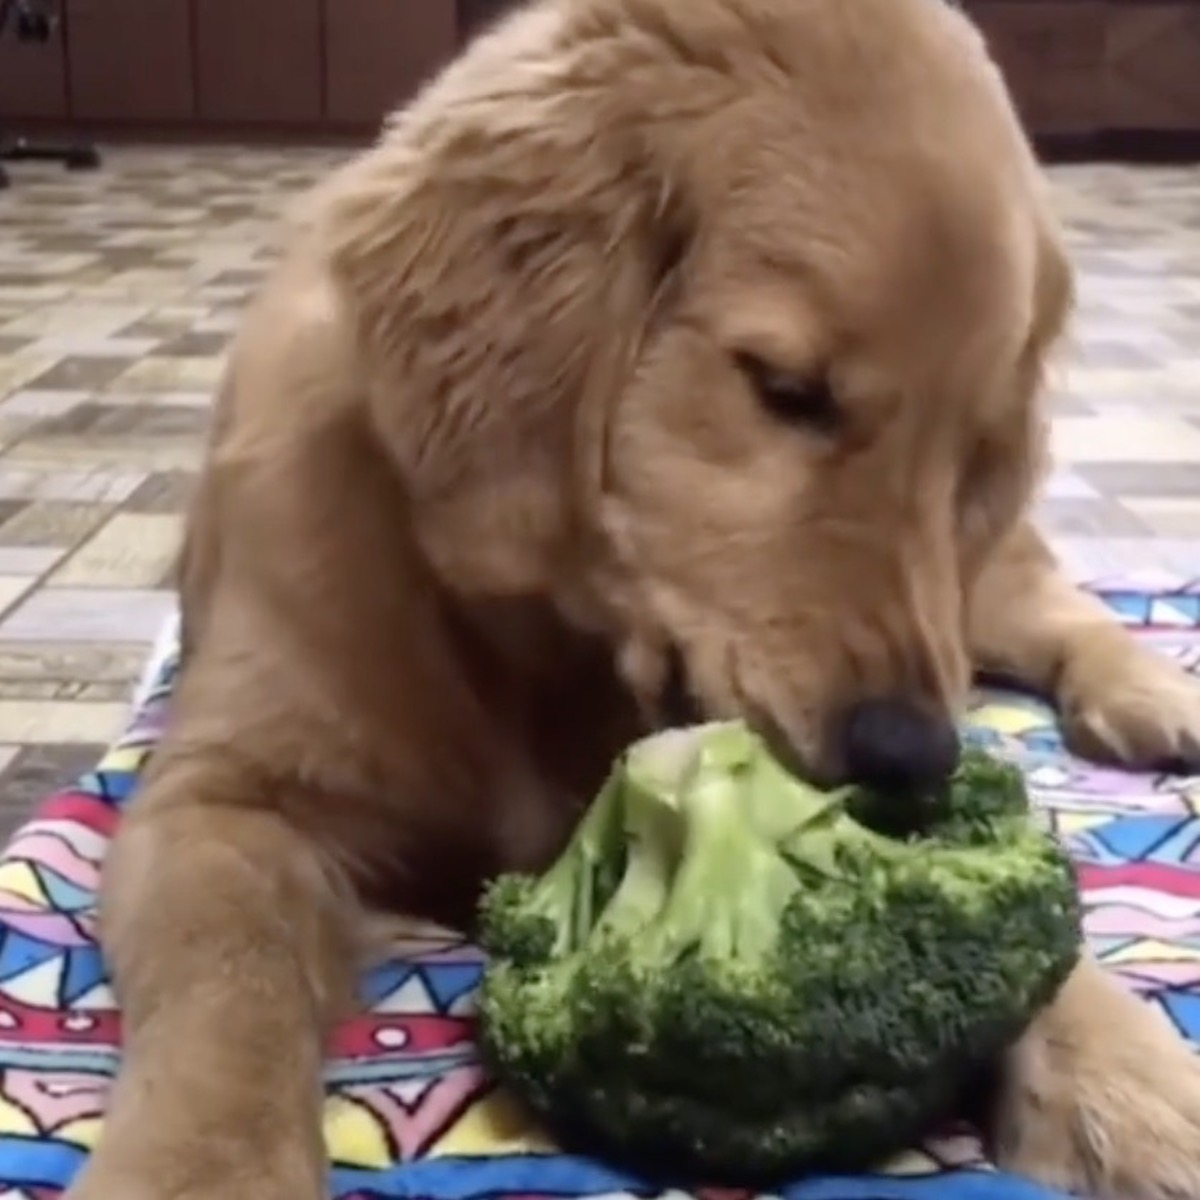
[839, 698, 961, 794]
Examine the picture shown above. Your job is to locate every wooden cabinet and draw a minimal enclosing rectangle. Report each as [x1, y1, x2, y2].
[963, 0, 1200, 143]
[194, 0, 322, 123]
[4, 0, 1200, 148]
[0, 35, 67, 119]
[1, 0, 456, 134]
[458, 0, 511, 43]
[324, 0, 457, 125]
[65, 0, 195, 122]
[965, 1, 1108, 137]
[1106, 2, 1200, 131]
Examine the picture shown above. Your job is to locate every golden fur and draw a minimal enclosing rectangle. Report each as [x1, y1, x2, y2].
[63, 1, 1200, 1197]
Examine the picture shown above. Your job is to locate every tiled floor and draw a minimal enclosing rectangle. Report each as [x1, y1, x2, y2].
[1, 147, 1200, 832]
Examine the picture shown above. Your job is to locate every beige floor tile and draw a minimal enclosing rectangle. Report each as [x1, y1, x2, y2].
[0, 470, 143, 505]
[6, 440, 204, 473]
[1050, 415, 1200, 464]
[20, 335, 161, 360]
[110, 354, 226, 393]
[0, 305, 149, 340]
[0, 390, 89, 420]
[0, 700, 128, 744]
[50, 512, 182, 588]
[100, 391, 212, 410]
[0, 501, 114, 547]
[0, 578, 36, 618]
[0, 358, 56, 394]
[0, 548, 65, 575]
[0, 643, 149, 686]
[1122, 498, 1200, 538]
[0, 285, 70, 305]
[0, 587, 175, 643]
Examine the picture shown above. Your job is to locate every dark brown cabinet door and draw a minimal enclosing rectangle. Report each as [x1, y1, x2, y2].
[1106, 2, 1200, 131]
[324, 0, 457, 127]
[0, 35, 68, 119]
[195, 0, 322, 123]
[66, 0, 194, 121]
[458, 0, 514, 44]
[960, 1, 1107, 137]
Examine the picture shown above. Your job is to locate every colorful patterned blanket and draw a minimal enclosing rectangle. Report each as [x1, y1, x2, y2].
[0, 583, 1198, 1200]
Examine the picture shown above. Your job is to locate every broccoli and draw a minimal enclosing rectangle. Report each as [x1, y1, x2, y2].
[475, 722, 1082, 1183]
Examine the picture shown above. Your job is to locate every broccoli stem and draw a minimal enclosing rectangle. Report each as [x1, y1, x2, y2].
[527, 767, 632, 955]
[644, 751, 804, 964]
[591, 721, 916, 963]
[542, 729, 711, 953]
[540, 719, 947, 961]
[590, 780, 680, 941]
[714, 731, 903, 882]
[677, 720, 877, 863]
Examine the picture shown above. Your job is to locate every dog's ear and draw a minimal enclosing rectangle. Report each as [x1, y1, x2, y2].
[315, 101, 695, 600]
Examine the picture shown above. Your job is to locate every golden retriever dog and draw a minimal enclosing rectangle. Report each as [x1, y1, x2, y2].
[62, 0, 1200, 1198]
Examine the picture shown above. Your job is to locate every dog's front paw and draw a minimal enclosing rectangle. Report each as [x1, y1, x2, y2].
[61, 1135, 327, 1200]
[992, 959, 1200, 1199]
[1056, 631, 1200, 772]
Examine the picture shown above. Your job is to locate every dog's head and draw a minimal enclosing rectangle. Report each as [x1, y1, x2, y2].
[321, 0, 1073, 792]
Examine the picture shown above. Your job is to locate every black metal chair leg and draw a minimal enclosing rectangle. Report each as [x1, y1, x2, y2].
[65, 145, 101, 171]
[0, 137, 102, 175]
[0, 1, 103, 184]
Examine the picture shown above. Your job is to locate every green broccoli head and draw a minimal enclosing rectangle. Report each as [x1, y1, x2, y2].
[476, 722, 1082, 1183]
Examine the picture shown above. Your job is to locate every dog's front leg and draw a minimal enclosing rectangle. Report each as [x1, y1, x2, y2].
[993, 956, 1200, 1199]
[968, 520, 1200, 770]
[64, 757, 357, 1200]
[969, 524, 1200, 1194]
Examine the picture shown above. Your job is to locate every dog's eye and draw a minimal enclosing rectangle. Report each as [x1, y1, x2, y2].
[736, 353, 839, 432]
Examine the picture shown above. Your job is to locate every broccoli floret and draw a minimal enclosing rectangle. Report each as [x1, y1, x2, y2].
[476, 722, 1082, 1183]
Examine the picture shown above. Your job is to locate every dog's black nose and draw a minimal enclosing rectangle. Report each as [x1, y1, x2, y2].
[839, 698, 961, 794]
